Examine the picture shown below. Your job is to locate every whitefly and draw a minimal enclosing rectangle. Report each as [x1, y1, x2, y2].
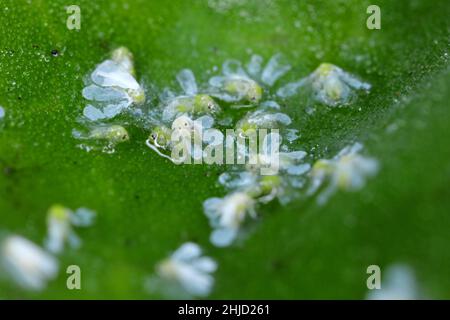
[220, 132, 310, 204]
[160, 69, 221, 122]
[146, 114, 223, 164]
[82, 47, 145, 121]
[145, 242, 217, 298]
[44, 204, 96, 254]
[308, 142, 379, 205]
[226, 106, 294, 163]
[235, 108, 292, 136]
[203, 191, 258, 247]
[72, 124, 130, 153]
[0, 234, 59, 291]
[208, 53, 291, 105]
[277, 63, 371, 107]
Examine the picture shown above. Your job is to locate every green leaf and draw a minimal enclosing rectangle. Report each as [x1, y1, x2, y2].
[0, 0, 449, 298]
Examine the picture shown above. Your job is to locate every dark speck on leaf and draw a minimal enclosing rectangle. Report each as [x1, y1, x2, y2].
[270, 259, 284, 271]
[3, 166, 16, 176]
[51, 49, 59, 57]
[124, 238, 133, 247]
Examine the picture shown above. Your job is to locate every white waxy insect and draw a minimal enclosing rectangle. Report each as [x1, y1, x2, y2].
[161, 69, 221, 122]
[147, 114, 223, 164]
[218, 171, 283, 204]
[171, 114, 195, 132]
[236, 109, 292, 136]
[366, 264, 421, 300]
[240, 131, 310, 176]
[247, 150, 310, 176]
[203, 191, 257, 247]
[44, 205, 96, 254]
[219, 133, 310, 204]
[73, 124, 130, 153]
[82, 47, 145, 121]
[209, 53, 291, 105]
[146, 242, 217, 298]
[308, 142, 379, 205]
[0, 234, 59, 291]
[111, 46, 136, 76]
[73, 124, 129, 147]
[277, 63, 371, 107]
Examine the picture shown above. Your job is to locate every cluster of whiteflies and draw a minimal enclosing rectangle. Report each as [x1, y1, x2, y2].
[0, 205, 95, 291]
[72, 47, 145, 153]
[144, 54, 295, 165]
[145, 242, 217, 299]
[69, 47, 377, 298]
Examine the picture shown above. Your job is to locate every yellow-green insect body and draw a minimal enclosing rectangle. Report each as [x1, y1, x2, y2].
[47, 204, 71, 225]
[311, 159, 334, 176]
[236, 120, 258, 136]
[111, 46, 136, 76]
[223, 76, 263, 104]
[162, 94, 220, 121]
[209, 54, 291, 106]
[236, 109, 291, 136]
[126, 87, 146, 105]
[277, 62, 371, 107]
[148, 125, 173, 150]
[308, 143, 379, 205]
[246, 175, 282, 199]
[193, 94, 221, 114]
[312, 63, 349, 105]
[45, 204, 75, 254]
[45, 204, 96, 254]
[88, 125, 130, 143]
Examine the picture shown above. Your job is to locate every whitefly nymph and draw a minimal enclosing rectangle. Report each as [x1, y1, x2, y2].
[219, 132, 310, 204]
[246, 132, 311, 175]
[148, 123, 173, 150]
[73, 124, 130, 143]
[0, 234, 59, 291]
[44, 204, 96, 254]
[73, 124, 130, 154]
[308, 142, 379, 205]
[146, 242, 217, 298]
[235, 108, 292, 137]
[277, 62, 371, 107]
[218, 171, 285, 204]
[160, 69, 221, 122]
[82, 47, 146, 121]
[146, 114, 223, 164]
[203, 191, 257, 247]
[208, 53, 291, 105]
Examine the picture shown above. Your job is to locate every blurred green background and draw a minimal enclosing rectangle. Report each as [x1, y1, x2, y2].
[0, 0, 449, 298]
